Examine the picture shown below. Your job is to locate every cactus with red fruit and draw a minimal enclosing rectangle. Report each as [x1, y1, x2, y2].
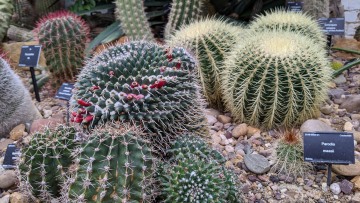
[70, 41, 208, 152]
[35, 10, 90, 85]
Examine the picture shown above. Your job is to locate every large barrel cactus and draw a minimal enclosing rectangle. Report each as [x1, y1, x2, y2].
[18, 125, 78, 202]
[70, 41, 207, 152]
[222, 30, 331, 130]
[168, 18, 242, 109]
[35, 11, 90, 85]
[0, 0, 13, 41]
[0, 56, 40, 137]
[249, 9, 326, 46]
[63, 124, 156, 202]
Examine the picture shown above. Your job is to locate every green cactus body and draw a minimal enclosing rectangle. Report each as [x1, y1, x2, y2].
[35, 11, 90, 85]
[168, 18, 243, 109]
[65, 125, 155, 202]
[0, 57, 40, 137]
[0, 0, 13, 41]
[19, 125, 78, 201]
[12, 0, 35, 28]
[222, 30, 331, 130]
[115, 0, 154, 41]
[164, 0, 205, 38]
[249, 10, 326, 46]
[34, 0, 61, 16]
[70, 41, 208, 152]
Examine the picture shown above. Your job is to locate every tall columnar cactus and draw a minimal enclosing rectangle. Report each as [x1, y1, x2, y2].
[303, 0, 329, 19]
[249, 9, 326, 46]
[0, 57, 40, 137]
[35, 11, 90, 85]
[164, 0, 205, 39]
[18, 125, 78, 202]
[34, 0, 61, 16]
[63, 124, 156, 202]
[12, 0, 35, 28]
[115, 0, 154, 41]
[0, 0, 13, 41]
[70, 41, 208, 152]
[222, 30, 331, 130]
[168, 18, 243, 109]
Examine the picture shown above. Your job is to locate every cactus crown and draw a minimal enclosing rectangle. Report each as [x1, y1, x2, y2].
[0, 0, 13, 41]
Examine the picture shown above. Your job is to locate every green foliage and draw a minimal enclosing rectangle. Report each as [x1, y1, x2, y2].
[19, 125, 78, 201]
[0, 0, 13, 41]
[63, 124, 156, 202]
[222, 30, 331, 130]
[70, 41, 208, 152]
[35, 10, 90, 85]
[168, 18, 243, 109]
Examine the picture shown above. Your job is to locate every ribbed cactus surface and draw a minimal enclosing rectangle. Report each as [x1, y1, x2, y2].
[115, 0, 154, 41]
[249, 10, 326, 46]
[19, 126, 78, 201]
[12, 0, 35, 28]
[303, 0, 329, 19]
[0, 57, 40, 137]
[64, 125, 156, 202]
[71, 41, 207, 152]
[164, 0, 205, 38]
[169, 18, 242, 109]
[222, 31, 331, 130]
[0, 0, 13, 41]
[35, 11, 90, 85]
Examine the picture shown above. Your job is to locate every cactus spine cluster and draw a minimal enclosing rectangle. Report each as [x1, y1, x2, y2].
[63, 124, 156, 202]
[168, 18, 242, 109]
[115, 0, 154, 41]
[70, 41, 207, 152]
[249, 10, 326, 46]
[222, 30, 331, 130]
[0, 0, 13, 41]
[0, 57, 40, 137]
[18, 126, 78, 201]
[35, 10, 90, 85]
[164, 0, 205, 38]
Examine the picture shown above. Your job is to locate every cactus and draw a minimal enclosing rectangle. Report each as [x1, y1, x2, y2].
[18, 125, 78, 201]
[63, 123, 156, 202]
[12, 0, 35, 28]
[34, 0, 61, 16]
[0, 0, 13, 41]
[249, 9, 326, 46]
[164, 0, 205, 39]
[222, 30, 331, 130]
[168, 18, 243, 109]
[331, 60, 343, 71]
[35, 11, 90, 85]
[115, 0, 154, 41]
[0, 56, 40, 138]
[70, 41, 208, 152]
[303, 0, 329, 19]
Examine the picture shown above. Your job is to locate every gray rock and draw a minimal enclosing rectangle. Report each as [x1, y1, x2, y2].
[328, 88, 345, 99]
[300, 119, 336, 134]
[334, 75, 347, 85]
[340, 95, 360, 113]
[330, 183, 341, 195]
[0, 195, 10, 203]
[339, 179, 353, 195]
[206, 115, 217, 126]
[232, 123, 248, 138]
[320, 105, 333, 115]
[244, 154, 270, 174]
[205, 108, 221, 118]
[0, 170, 17, 189]
[211, 122, 223, 131]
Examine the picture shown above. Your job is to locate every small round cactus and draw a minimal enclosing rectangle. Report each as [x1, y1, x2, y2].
[222, 30, 331, 130]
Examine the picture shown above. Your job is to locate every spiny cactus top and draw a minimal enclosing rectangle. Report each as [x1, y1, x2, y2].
[0, 0, 13, 41]
[222, 30, 331, 130]
[35, 10, 90, 84]
[70, 41, 208, 152]
[249, 9, 326, 46]
[0, 56, 40, 137]
[168, 18, 243, 109]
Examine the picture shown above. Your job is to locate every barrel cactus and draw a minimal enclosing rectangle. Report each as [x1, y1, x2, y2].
[222, 30, 331, 130]
[18, 125, 78, 202]
[70, 41, 208, 152]
[0, 0, 13, 41]
[35, 10, 90, 85]
[249, 9, 326, 46]
[0, 56, 40, 138]
[63, 124, 156, 202]
[168, 18, 243, 109]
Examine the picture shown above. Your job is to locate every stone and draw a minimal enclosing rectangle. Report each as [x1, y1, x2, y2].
[0, 139, 14, 152]
[211, 134, 221, 144]
[9, 124, 25, 141]
[351, 176, 360, 190]
[225, 145, 234, 153]
[206, 115, 217, 126]
[244, 154, 270, 174]
[320, 105, 333, 115]
[30, 118, 64, 134]
[328, 88, 345, 99]
[344, 121, 354, 131]
[0, 170, 17, 189]
[217, 115, 232, 124]
[330, 183, 341, 195]
[334, 74, 347, 85]
[352, 114, 360, 120]
[0, 195, 10, 203]
[355, 132, 360, 142]
[300, 119, 336, 134]
[340, 179, 353, 194]
[247, 126, 261, 136]
[43, 109, 53, 119]
[211, 122, 223, 131]
[232, 123, 248, 138]
[337, 108, 347, 117]
[205, 108, 221, 118]
[332, 160, 360, 176]
[340, 95, 360, 113]
[9, 192, 26, 203]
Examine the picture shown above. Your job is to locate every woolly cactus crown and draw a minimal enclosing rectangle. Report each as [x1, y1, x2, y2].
[222, 30, 331, 129]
